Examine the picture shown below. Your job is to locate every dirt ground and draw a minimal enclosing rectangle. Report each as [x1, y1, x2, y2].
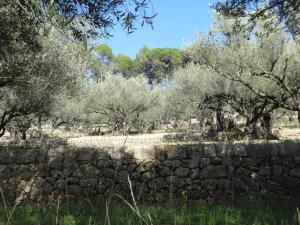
[275, 128, 300, 140]
[66, 128, 300, 148]
[67, 132, 177, 147]
[1, 125, 299, 147]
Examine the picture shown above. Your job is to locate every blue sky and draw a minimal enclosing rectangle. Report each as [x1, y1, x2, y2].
[95, 0, 216, 58]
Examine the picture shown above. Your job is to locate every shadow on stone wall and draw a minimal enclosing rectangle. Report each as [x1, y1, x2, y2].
[0, 141, 299, 204]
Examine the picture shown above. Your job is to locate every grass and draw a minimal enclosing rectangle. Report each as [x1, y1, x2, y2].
[0, 200, 298, 225]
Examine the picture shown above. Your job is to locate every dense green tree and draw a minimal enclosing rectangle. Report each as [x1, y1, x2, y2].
[135, 47, 184, 83]
[95, 44, 114, 63]
[113, 54, 136, 77]
[86, 44, 115, 83]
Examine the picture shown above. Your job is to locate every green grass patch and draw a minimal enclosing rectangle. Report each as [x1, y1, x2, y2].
[0, 200, 298, 225]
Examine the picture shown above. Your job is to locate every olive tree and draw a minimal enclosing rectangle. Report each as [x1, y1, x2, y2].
[0, 0, 156, 138]
[137, 88, 166, 132]
[86, 74, 160, 134]
[0, 33, 87, 137]
[166, 64, 233, 132]
[0, 0, 40, 89]
[51, 89, 89, 129]
[185, 25, 300, 136]
[213, 0, 300, 39]
[17, 0, 156, 39]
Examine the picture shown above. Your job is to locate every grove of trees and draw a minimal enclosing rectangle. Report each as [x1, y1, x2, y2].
[0, 0, 156, 138]
[1, 0, 299, 140]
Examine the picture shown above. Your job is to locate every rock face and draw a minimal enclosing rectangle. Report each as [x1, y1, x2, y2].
[0, 142, 299, 203]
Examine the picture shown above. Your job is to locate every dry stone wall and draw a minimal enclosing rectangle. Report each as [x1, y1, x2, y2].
[0, 143, 299, 203]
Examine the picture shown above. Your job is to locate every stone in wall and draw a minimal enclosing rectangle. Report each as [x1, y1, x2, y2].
[0, 142, 299, 203]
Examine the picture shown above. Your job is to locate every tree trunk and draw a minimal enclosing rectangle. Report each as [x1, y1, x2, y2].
[21, 131, 27, 140]
[245, 119, 259, 138]
[0, 127, 5, 137]
[38, 115, 42, 130]
[227, 118, 235, 131]
[97, 125, 101, 134]
[201, 117, 207, 133]
[151, 122, 155, 131]
[251, 122, 258, 138]
[263, 113, 272, 136]
[216, 110, 225, 132]
[0, 111, 15, 137]
[298, 109, 300, 124]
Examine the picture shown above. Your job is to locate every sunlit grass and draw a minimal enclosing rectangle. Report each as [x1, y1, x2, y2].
[0, 200, 298, 225]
